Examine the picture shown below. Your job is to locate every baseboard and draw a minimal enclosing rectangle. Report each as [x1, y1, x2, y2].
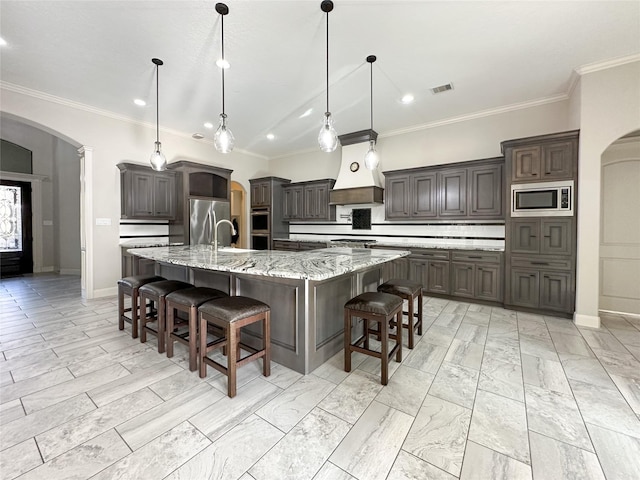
[34, 266, 55, 273]
[600, 309, 640, 319]
[573, 312, 601, 328]
[58, 269, 81, 275]
[92, 286, 118, 298]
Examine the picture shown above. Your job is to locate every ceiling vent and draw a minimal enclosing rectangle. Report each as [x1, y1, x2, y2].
[430, 83, 454, 94]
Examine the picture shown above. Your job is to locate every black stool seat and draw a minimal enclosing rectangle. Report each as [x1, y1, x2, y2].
[165, 287, 228, 371]
[345, 291, 403, 316]
[139, 280, 193, 353]
[377, 278, 424, 349]
[199, 296, 270, 324]
[344, 291, 403, 385]
[118, 274, 165, 339]
[199, 296, 271, 397]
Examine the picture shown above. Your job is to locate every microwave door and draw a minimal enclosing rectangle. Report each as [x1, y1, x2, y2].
[515, 189, 558, 210]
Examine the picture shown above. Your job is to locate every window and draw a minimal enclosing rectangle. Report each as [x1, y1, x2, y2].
[0, 185, 22, 252]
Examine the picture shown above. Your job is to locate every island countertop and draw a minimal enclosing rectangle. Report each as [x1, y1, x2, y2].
[128, 244, 410, 281]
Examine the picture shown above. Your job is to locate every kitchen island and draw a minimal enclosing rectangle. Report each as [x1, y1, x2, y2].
[128, 244, 410, 374]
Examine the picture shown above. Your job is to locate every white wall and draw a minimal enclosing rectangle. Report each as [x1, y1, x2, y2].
[574, 61, 640, 327]
[1, 86, 269, 296]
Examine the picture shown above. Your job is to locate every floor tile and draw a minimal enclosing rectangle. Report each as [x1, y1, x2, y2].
[164, 415, 283, 480]
[484, 337, 521, 365]
[521, 354, 571, 395]
[421, 325, 456, 348]
[0, 438, 43, 480]
[92, 422, 210, 480]
[544, 316, 580, 335]
[403, 395, 471, 476]
[0, 398, 25, 425]
[587, 423, 640, 480]
[580, 329, 629, 353]
[429, 362, 479, 409]
[249, 408, 350, 480]
[444, 339, 484, 370]
[310, 349, 367, 385]
[148, 369, 204, 401]
[468, 389, 530, 464]
[462, 311, 491, 327]
[517, 321, 551, 341]
[387, 450, 456, 480]
[519, 335, 559, 361]
[402, 340, 447, 374]
[256, 374, 335, 432]
[312, 462, 356, 480]
[330, 401, 414, 480]
[478, 356, 524, 402]
[524, 383, 593, 451]
[1, 367, 74, 404]
[317, 369, 383, 424]
[592, 348, 640, 380]
[609, 374, 640, 415]
[550, 331, 594, 357]
[433, 313, 464, 330]
[460, 441, 532, 480]
[558, 352, 615, 388]
[529, 431, 604, 480]
[263, 363, 304, 389]
[374, 365, 434, 416]
[455, 323, 488, 344]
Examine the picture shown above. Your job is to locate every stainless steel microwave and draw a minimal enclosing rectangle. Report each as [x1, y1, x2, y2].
[511, 180, 574, 217]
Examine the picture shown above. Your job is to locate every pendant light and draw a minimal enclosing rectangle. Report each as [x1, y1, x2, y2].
[364, 55, 380, 170]
[149, 58, 167, 171]
[214, 2, 234, 154]
[318, 0, 338, 153]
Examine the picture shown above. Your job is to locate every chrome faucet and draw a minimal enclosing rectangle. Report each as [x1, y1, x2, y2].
[210, 210, 236, 253]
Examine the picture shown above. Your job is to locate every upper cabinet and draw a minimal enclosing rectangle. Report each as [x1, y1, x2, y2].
[283, 179, 336, 221]
[502, 131, 578, 183]
[384, 157, 504, 221]
[117, 163, 178, 220]
[251, 179, 272, 207]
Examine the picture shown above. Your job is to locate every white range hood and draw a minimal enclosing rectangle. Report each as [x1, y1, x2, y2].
[329, 130, 384, 205]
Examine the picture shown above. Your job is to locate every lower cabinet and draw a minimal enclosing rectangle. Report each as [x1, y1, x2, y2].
[121, 248, 156, 277]
[272, 240, 326, 251]
[408, 250, 451, 295]
[509, 265, 572, 312]
[451, 251, 503, 302]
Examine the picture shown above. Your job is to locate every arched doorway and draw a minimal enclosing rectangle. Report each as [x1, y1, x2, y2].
[230, 181, 247, 249]
[599, 131, 640, 315]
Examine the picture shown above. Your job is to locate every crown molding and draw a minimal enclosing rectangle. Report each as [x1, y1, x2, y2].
[0, 81, 267, 160]
[574, 53, 640, 76]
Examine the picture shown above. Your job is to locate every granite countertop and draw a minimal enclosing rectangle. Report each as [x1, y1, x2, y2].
[127, 244, 410, 281]
[120, 240, 184, 248]
[272, 238, 504, 252]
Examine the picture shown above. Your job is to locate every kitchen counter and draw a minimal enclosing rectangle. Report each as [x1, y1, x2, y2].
[272, 237, 504, 252]
[127, 244, 409, 281]
[120, 240, 184, 248]
[128, 244, 409, 374]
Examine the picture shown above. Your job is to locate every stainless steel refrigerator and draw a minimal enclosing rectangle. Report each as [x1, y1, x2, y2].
[189, 199, 232, 246]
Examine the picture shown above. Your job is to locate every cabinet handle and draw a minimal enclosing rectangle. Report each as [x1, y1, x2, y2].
[478, 268, 483, 271]
[530, 235, 537, 238]
[544, 235, 551, 238]
[468, 267, 473, 270]
[468, 256, 482, 259]
[531, 261, 549, 265]
[530, 274, 536, 277]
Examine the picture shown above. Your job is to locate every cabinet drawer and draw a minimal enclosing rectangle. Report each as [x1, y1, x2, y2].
[451, 251, 502, 263]
[298, 241, 326, 251]
[511, 256, 572, 270]
[273, 241, 298, 251]
[409, 249, 450, 260]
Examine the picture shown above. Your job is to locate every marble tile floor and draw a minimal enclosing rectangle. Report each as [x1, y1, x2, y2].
[1, 274, 640, 480]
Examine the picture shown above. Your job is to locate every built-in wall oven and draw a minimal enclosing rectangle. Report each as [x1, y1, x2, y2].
[250, 208, 270, 250]
[511, 180, 574, 217]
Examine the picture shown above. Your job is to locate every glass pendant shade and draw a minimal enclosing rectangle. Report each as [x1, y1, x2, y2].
[150, 141, 167, 171]
[364, 139, 379, 170]
[318, 112, 339, 153]
[214, 113, 234, 154]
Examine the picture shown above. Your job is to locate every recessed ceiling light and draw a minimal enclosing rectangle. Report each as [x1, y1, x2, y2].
[204, 122, 214, 129]
[0, 37, 7, 46]
[133, 98, 146, 106]
[216, 59, 230, 69]
[266, 133, 275, 140]
[401, 94, 414, 105]
[192, 133, 205, 140]
[299, 108, 313, 119]
[431, 83, 453, 94]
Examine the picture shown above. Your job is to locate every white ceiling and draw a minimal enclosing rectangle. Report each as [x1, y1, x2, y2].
[1, 1, 639, 159]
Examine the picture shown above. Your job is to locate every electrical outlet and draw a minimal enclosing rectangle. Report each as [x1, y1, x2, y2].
[95, 218, 111, 226]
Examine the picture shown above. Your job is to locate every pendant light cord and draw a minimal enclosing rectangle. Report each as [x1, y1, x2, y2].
[325, 9, 329, 113]
[370, 61, 373, 131]
[221, 13, 226, 115]
[155, 63, 160, 144]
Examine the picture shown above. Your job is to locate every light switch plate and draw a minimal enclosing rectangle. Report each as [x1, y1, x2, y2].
[95, 218, 111, 226]
[42, 220, 53, 226]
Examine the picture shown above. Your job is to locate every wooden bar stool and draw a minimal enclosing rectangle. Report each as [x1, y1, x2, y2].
[198, 296, 271, 398]
[344, 291, 403, 385]
[165, 287, 228, 371]
[139, 280, 193, 353]
[377, 278, 423, 349]
[117, 274, 165, 339]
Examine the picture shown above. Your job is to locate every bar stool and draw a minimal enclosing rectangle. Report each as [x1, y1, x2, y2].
[139, 280, 193, 353]
[344, 291, 403, 385]
[377, 279, 423, 349]
[118, 274, 165, 339]
[165, 287, 228, 371]
[198, 296, 271, 398]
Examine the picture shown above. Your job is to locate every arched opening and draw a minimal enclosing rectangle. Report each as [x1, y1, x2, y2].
[599, 130, 640, 316]
[230, 181, 247, 249]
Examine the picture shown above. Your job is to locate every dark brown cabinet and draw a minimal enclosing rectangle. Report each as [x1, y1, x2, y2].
[509, 266, 572, 312]
[282, 179, 336, 222]
[510, 269, 540, 308]
[511, 218, 572, 256]
[118, 163, 177, 220]
[408, 249, 451, 295]
[249, 177, 291, 250]
[450, 251, 503, 302]
[251, 180, 271, 208]
[272, 240, 326, 251]
[384, 157, 504, 221]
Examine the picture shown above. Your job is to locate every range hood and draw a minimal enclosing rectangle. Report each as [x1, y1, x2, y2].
[329, 130, 384, 205]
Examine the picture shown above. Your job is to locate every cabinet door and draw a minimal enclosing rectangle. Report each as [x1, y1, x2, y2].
[540, 271, 572, 312]
[469, 164, 503, 217]
[385, 175, 410, 219]
[412, 173, 437, 218]
[540, 218, 572, 255]
[427, 260, 450, 294]
[153, 174, 175, 218]
[510, 269, 540, 308]
[131, 171, 154, 217]
[541, 141, 574, 180]
[510, 219, 540, 254]
[512, 146, 541, 182]
[303, 185, 318, 218]
[408, 258, 429, 292]
[315, 183, 330, 220]
[451, 262, 474, 298]
[283, 186, 303, 220]
[251, 182, 270, 207]
[475, 264, 501, 302]
[438, 169, 467, 217]
[250, 183, 261, 207]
